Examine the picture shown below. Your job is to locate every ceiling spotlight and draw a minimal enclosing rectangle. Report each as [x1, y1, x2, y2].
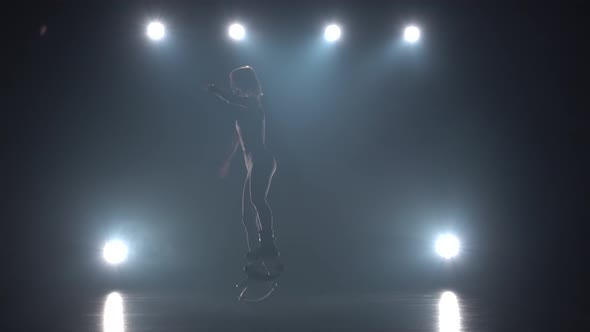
[404, 25, 421, 43]
[147, 21, 166, 41]
[324, 24, 342, 42]
[103, 240, 128, 265]
[228, 23, 246, 41]
[435, 234, 460, 259]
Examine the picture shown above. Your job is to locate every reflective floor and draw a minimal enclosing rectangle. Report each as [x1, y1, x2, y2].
[92, 289, 479, 332]
[7, 284, 585, 331]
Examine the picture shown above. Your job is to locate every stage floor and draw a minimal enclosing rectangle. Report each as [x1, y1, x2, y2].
[6, 284, 586, 331]
[77, 289, 481, 332]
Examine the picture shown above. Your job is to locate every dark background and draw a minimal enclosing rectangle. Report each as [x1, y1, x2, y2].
[3, 0, 587, 329]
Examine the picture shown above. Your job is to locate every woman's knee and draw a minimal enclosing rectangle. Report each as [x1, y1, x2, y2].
[250, 195, 267, 211]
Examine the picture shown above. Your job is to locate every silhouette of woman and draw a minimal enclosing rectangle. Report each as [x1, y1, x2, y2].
[208, 66, 280, 270]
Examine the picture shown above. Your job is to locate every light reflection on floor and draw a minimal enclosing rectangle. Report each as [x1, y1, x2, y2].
[99, 290, 470, 332]
[103, 292, 125, 332]
[438, 291, 462, 332]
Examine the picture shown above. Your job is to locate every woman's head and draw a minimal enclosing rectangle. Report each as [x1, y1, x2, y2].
[230, 66, 262, 97]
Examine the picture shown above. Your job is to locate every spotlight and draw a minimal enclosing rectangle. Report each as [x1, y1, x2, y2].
[403, 25, 421, 43]
[324, 24, 341, 42]
[103, 240, 128, 265]
[228, 23, 246, 41]
[435, 234, 460, 259]
[147, 21, 166, 41]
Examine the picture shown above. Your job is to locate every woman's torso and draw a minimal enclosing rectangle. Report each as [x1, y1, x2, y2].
[233, 98, 274, 167]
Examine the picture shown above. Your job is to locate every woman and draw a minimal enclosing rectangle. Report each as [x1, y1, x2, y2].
[208, 66, 280, 270]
